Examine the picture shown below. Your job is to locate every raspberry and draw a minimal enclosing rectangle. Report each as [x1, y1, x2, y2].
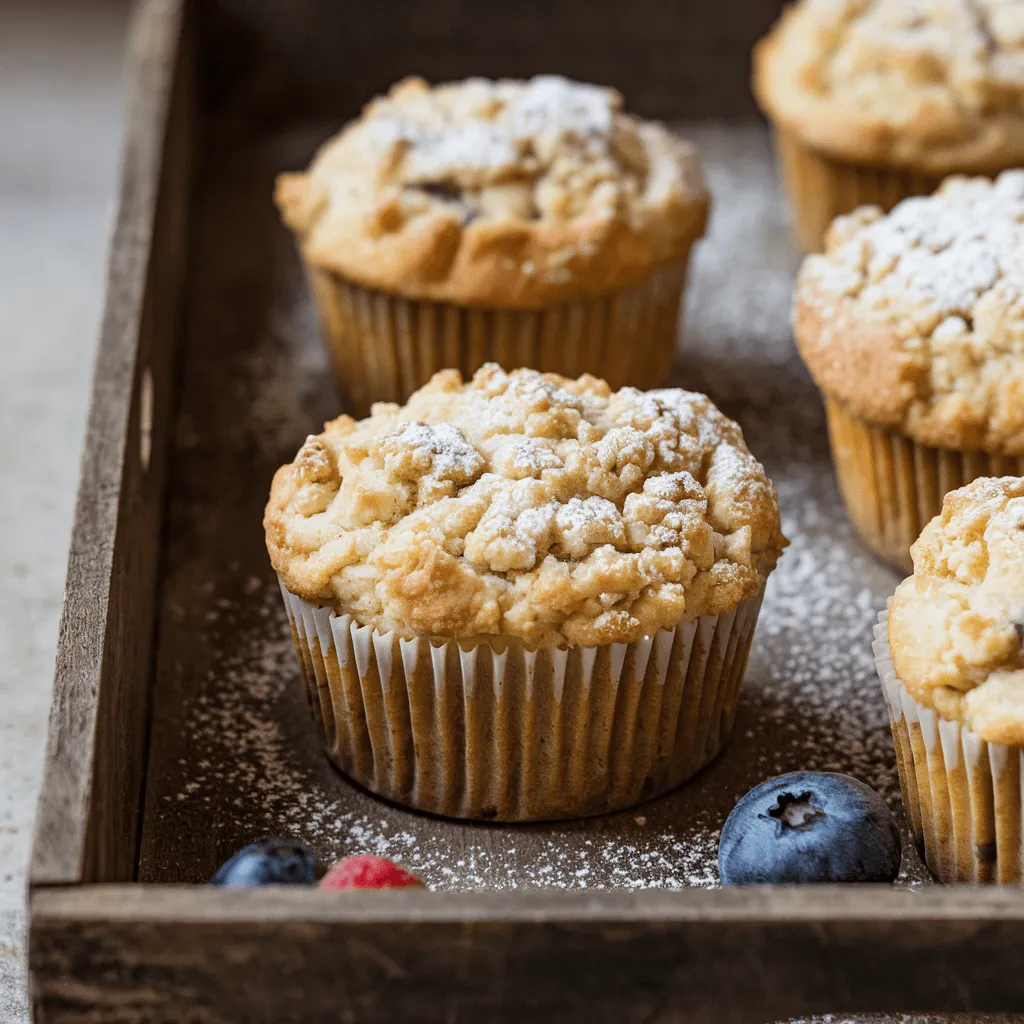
[320, 854, 424, 890]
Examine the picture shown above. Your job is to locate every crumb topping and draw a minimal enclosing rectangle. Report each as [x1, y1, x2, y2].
[795, 171, 1024, 453]
[274, 76, 708, 306]
[890, 476, 1024, 744]
[265, 365, 785, 647]
[755, 0, 1024, 172]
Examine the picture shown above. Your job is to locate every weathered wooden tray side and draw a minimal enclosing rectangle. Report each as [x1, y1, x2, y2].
[29, 886, 1024, 1023]
[29, 0, 195, 890]
[25, 884, 1024, 1019]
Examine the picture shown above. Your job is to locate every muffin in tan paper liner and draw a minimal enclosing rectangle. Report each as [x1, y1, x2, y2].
[795, 172, 1024, 573]
[276, 75, 708, 414]
[875, 477, 1024, 883]
[306, 260, 691, 415]
[875, 611, 1024, 884]
[265, 365, 785, 820]
[772, 129, 942, 255]
[754, 1, 1024, 251]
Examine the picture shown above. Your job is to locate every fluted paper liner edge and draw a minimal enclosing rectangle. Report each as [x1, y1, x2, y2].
[825, 398, 1024, 574]
[306, 258, 693, 416]
[774, 129, 944, 253]
[280, 579, 763, 821]
[874, 607, 1024, 884]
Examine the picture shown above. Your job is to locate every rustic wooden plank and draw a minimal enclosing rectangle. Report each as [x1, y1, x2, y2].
[29, 0, 194, 887]
[30, 885, 1024, 1022]
[206, 0, 787, 120]
[30, 879, 1024, 923]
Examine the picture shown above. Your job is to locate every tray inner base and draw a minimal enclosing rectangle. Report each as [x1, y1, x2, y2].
[137, 120, 927, 889]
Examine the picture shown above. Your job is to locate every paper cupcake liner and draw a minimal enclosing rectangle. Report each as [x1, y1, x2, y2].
[775, 129, 943, 252]
[874, 609, 1024, 884]
[825, 398, 1024, 575]
[279, 580, 764, 821]
[306, 257, 693, 417]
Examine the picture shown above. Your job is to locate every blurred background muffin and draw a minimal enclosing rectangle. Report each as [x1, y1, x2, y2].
[276, 75, 709, 414]
[754, 0, 1024, 251]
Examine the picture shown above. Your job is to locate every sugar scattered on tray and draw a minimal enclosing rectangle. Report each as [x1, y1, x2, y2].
[150, 124, 929, 892]
[159, 580, 723, 890]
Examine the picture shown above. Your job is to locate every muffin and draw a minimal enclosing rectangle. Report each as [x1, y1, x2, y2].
[794, 171, 1024, 573]
[754, 0, 1024, 251]
[275, 76, 709, 415]
[265, 364, 785, 821]
[874, 476, 1024, 883]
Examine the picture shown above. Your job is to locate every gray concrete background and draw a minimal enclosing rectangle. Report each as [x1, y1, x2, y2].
[0, 2, 127, 1019]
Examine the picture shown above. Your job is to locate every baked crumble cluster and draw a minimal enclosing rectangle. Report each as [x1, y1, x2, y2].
[275, 75, 708, 306]
[890, 476, 1024, 744]
[266, 365, 784, 647]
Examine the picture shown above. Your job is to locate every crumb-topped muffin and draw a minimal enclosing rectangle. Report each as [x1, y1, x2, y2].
[275, 76, 709, 411]
[889, 478, 1024, 747]
[874, 476, 1024, 882]
[754, 0, 1024, 250]
[267, 365, 784, 820]
[794, 171, 1024, 570]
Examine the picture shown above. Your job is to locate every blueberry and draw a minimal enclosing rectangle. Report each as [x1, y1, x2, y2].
[718, 772, 901, 885]
[210, 838, 320, 887]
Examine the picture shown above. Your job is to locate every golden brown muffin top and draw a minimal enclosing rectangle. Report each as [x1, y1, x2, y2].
[794, 172, 1024, 454]
[754, 0, 1024, 174]
[275, 76, 708, 307]
[890, 476, 1024, 745]
[265, 365, 785, 647]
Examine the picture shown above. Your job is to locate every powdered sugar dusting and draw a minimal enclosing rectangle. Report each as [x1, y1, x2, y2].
[401, 121, 523, 187]
[554, 494, 621, 538]
[148, 581, 724, 890]
[809, 170, 1024, 329]
[384, 420, 485, 481]
[510, 75, 616, 156]
[392, 76, 618, 184]
[356, 74, 620, 193]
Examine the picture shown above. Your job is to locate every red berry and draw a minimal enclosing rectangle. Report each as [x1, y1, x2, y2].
[320, 854, 424, 891]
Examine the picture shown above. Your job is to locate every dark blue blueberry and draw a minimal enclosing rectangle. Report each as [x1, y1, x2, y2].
[718, 772, 901, 885]
[211, 838, 320, 887]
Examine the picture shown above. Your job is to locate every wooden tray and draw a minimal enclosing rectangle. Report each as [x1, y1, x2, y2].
[28, 0, 1024, 1020]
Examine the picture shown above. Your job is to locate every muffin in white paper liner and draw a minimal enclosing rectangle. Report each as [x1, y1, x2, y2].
[874, 608, 1024, 884]
[280, 580, 764, 822]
